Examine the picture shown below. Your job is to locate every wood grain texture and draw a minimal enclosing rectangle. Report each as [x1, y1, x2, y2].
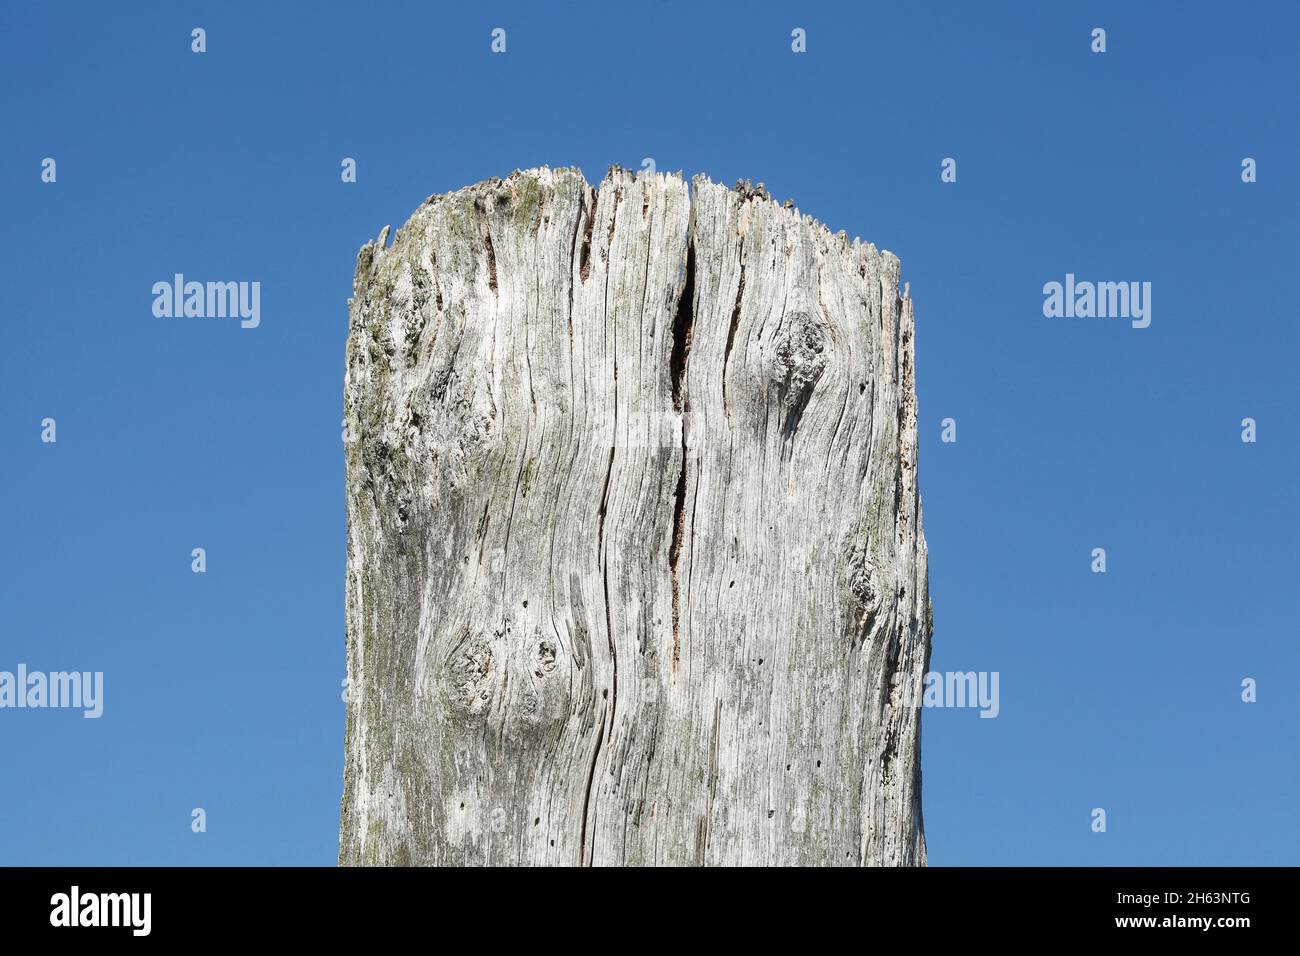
[339, 166, 931, 866]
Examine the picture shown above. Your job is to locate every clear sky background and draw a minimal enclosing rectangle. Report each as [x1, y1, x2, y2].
[2, 1, 1296, 866]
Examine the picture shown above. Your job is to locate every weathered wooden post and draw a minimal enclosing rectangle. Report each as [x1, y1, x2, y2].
[340, 166, 931, 865]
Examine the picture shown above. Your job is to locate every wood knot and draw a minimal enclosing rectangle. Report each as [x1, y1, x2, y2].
[534, 639, 558, 679]
[845, 541, 882, 631]
[447, 636, 498, 717]
[771, 312, 829, 402]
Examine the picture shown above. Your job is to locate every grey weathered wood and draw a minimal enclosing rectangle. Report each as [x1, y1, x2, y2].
[339, 166, 931, 866]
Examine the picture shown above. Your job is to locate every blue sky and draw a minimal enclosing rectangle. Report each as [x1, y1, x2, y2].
[1, 0, 1295, 865]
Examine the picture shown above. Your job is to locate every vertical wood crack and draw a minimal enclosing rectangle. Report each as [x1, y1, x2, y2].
[579, 705, 607, 865]
[669, 233, 696, 672]
[722, 238, 746, 415]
